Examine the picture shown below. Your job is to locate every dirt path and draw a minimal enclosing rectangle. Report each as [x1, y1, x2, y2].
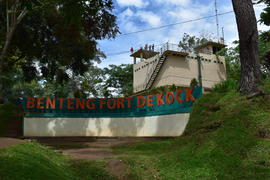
[0, 137, 25, 149]
[46, 139, 142, 180]
[0, 137, 157, 179]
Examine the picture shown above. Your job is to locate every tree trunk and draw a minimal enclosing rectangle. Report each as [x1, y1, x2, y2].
[0, 2, 27, 102]
[0, 7, 27, 65]
[265, 52, 270, 72]
[232, 0, 261, 95]
[0, 25, 16, 64]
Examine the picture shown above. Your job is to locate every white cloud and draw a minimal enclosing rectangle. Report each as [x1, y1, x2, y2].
[118, 8, 140, 33]
[168, 3, 213, 22]
[155, 0, 191, 7]
[175, 9, 200, 20]
[121, 21, 139, 32]
[119, 8, 134, 18]
[116, 0, 148, 8]
[136, 11, 161, 27]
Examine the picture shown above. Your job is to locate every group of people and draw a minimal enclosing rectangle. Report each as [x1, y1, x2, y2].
[143, 44, 155, 51]
[130, 44, 155, 53]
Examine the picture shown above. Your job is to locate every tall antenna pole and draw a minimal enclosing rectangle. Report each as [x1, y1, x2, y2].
[214, 0, 220, 42]
[221, 27, 225, 44]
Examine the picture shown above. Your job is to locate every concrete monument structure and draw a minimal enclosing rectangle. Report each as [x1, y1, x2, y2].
[131, 42, 226, 93]
[22, 41, 226, 137]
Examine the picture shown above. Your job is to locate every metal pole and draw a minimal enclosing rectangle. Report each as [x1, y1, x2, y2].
[221, 27, 225, 44]
[215, 0, 220, 42]
[196, 51, 202, 87]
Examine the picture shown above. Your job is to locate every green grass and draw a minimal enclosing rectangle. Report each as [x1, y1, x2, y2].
[113, 81, 270, 179]
[0, 142, 116, 180]
[261, 78, 270, 94]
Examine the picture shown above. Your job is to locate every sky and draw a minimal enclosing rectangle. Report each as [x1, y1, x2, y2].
[97, 0, 269, 68]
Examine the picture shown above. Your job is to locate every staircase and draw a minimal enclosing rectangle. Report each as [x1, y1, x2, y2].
[144, 54, 167, 90]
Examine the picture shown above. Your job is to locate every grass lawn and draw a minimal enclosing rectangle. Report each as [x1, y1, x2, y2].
[113, 80, 270, 179]
[0, 142, 116, 180]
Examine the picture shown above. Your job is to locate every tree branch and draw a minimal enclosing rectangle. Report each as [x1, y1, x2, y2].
[0, 7, 27, 64]
[17, 7, 27, 24]
[11, 54, 24, 65]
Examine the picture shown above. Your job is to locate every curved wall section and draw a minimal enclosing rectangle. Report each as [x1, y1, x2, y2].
[22, 87, 202, 137]
[24, 113, 190, 137]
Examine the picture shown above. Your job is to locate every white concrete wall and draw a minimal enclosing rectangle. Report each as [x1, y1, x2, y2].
[151, 53, 226, 89]
[24, 113, 190, 137]
[152, 55, 197, 88]
[199, 46, 213, 55]
[133, 54, 160, 92]
[200, 53, 226, 88]
[133, 52, 226, 93]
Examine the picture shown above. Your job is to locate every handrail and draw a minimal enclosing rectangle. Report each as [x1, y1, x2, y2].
[144, 54, 167, 90]
[132, 42, 186, 55]
[143, 54, 160, 89]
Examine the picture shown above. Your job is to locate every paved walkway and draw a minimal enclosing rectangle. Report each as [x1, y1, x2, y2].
[0, 137, 24, 149]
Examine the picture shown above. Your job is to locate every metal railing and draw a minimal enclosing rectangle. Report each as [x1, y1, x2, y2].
[143, 55, 162, 90]
[133, 54, 160, 92]
[132, 42, 186, 56]
[159, 42, 185, 54]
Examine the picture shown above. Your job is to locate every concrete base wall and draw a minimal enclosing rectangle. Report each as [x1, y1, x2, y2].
[24, 113, 190, 137]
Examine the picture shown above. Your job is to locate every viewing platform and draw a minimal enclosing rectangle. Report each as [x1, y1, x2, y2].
[130, 43, 189, 64]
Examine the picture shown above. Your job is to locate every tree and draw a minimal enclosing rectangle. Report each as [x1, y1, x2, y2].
[232, 0, 261, 95]
[217, 41, 241, 81]
[259, 0, 270, 25]
[102, 64, 133, 97]
[74, 66, 105, 98]
[178, 33, 210, 53]
[258, 32, 270, 73]
[0, 65, 44, 101]
[257, 0, 270, 73]
[0, 0, 119, 99]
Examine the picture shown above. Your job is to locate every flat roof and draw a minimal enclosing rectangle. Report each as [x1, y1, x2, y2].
[163, 50, 189, 57]
[130, 49, 159, 59]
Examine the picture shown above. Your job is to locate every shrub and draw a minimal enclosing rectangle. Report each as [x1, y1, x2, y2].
[0, 102, 21, 136]
[261, 77, 270, 94]
[190, 78, 198, 88]
[213, 79, 239, 93]
[168, 84, 177, 91]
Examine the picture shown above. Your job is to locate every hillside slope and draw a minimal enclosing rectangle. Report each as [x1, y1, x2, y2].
[0, 80, 269, 180]
[114, 80, 270, 179]
[0, 142, 116, 180]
